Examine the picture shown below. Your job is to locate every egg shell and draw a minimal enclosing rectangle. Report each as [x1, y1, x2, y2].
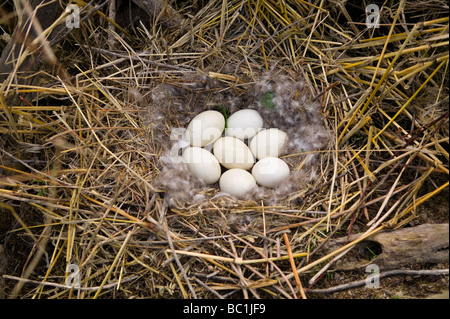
[225, 109, 264, 140]
[186, 110, 225, 147]
[182, 147, 221, 184]
[213, 136, 255, 170]
[249, 128, 287, 160]
[252, 156, 290, 188]
[220, 169, 257, 196]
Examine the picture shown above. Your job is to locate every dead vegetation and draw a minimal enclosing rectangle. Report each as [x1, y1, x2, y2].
[0, 0, 448, 299]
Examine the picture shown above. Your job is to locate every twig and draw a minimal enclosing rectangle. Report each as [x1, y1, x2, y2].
[166, 249, 307, 265]
[3, 274, 138, 292]
[107, 0, 117, 49]
[0, 148, 68, 187]
[160, 203, 197, 299]
[227, 232, 297, 299]
[194, 278, 224, 299]
[312, 81, 340, 102]
[308, 269, 449, 294]
[84, 46, 194, 71]
[93, 231, 133, 298]
[283, 233, 307, 299]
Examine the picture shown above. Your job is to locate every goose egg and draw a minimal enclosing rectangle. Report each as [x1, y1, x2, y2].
[225, 109, 264, 139]
[252, 156, 290, 188]
[182, 147, 221, 184]
[186, 110, 225, 147]
[249, 128, 287, 159]
[220, 169, 257, 196]
[213, 136, 255, 170]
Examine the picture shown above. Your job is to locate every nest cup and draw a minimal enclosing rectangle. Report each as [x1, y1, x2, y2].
[146, 71, 332, 209]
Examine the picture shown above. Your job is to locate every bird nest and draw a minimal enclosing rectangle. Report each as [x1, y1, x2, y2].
[0, 0, 448, 299]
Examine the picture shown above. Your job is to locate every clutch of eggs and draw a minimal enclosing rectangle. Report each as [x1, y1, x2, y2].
[181, 109, 290, 196]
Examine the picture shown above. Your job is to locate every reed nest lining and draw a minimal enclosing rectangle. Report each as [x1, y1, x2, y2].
[0, 0, 448, 299]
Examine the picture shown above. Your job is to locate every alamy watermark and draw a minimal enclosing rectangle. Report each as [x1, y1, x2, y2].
[66, 263, 81, 288]
[366, 4, 380, 29]
[65, 4, 80, 29]
[365, 263, 380, 289]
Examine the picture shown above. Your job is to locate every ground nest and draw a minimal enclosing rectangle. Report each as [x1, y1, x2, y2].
[152, 71, 332, 208]
[0, 0, 448, 299]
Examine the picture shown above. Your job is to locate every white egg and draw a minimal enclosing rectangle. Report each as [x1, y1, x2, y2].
[182, 147, 221, 184]
[249, 128, 287, 160]
[213, 136, 255, 170]
[252, 157, 290, 188]
[225, 109, 264, 140]
[186, 110, 225, 147]
[220, 169, 257, 196]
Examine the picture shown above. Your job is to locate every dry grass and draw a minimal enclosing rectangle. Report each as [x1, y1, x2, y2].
[0, 0, 448, 299]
